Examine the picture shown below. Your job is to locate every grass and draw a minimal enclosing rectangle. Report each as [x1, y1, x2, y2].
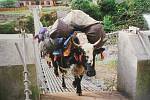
[107, 59, 117, 70]
[96, 58, 117, 70]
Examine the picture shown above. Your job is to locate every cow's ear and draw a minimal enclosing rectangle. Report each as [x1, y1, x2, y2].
[94, 47, 105, 55]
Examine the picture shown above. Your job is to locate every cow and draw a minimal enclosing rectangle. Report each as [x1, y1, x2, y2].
[72, 32, 106, 76]
[38, 31, 106, 96]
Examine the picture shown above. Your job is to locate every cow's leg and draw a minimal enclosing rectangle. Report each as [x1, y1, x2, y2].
[72, 76, 77, 88]
[53, 61, 59, 77]
[62, 73, 67, 88]
[76, 75, 83, 96]
[40, 51, 43, 58]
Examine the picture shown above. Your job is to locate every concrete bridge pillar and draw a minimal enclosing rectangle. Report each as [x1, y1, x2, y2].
[0, 34, 39, 100]
[117, 28, 150, 100]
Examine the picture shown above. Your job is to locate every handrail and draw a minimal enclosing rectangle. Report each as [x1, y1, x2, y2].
[15, 31, 32, 100]
[32, 38, 48, 93]
[137, 31, 150, 57]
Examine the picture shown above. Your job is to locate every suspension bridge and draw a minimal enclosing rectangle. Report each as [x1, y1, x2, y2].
[1, 5, 150, 100]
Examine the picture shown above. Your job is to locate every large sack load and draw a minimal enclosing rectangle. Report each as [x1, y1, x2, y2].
[48, 19, 73, 39]
[48, 10, 106, 46]
[62, 10, 99, 29]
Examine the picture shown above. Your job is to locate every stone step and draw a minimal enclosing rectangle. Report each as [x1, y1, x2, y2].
[40, 91, 129, 100]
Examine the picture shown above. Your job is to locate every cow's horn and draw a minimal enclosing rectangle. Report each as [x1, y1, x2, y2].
[93, 37, 102, 47]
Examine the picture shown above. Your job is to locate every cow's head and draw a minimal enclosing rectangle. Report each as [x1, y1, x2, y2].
[72, 33, 106, 76]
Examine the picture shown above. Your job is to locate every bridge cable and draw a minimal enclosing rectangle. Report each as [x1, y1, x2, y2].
[15, 30, 32, 100]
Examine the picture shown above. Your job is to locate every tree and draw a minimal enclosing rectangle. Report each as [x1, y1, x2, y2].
[71, 0, 101, 20]
[129, 0, 150, 13]
[98, 0, 116, 16]
[71, 0, 91, 12]
[126, 0, 150, 30]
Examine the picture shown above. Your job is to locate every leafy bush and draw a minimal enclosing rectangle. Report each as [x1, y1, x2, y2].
[98, 0, 116, 16]
[88, 3, 102, 20]
[25, 16, 35, 34]
[15, 16, 34, 34]
[40, 11, 57, 27]
[114, 0, 149, 30]
[103, 15, 114, 32]
[116, 2, 128, 16]
[71, 0, 101, 20]
[0, 21, 17, 34]
[100, 0, 150, 32]
[71, 0, 149, 31]
[71, 0, 91, 12]
[129, 0, 150, 13]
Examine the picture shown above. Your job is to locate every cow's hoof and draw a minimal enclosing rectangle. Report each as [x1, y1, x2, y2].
[54, 71, 59, 77]
[62, 84, 67, 89]
[86, 70, 96, 77]
[62, 86, 67, 89]
[55, 74, 59, 77]
[77, 93, 82, 96]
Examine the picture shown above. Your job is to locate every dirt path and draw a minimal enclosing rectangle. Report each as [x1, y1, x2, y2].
[95, 60, 117, 91]
[94, 45, 118, 91]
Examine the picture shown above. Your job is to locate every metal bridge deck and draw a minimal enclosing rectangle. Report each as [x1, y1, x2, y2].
[40, 59, 103, 93]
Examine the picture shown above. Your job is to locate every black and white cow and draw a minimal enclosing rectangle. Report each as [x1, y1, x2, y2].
[39, 32, 105, 96]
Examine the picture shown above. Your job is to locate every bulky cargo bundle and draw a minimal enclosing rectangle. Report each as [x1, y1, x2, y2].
[48, 19, 73, 39]
[62, 10, 99, 29]
[48, 10, 105, 45]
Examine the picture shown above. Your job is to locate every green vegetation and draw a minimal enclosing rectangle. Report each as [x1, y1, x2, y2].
[0, 6, 70, 34]
[1, 0, 150, 34]
[0, 15, 34, 34]
[0, 21, 17, 34]
[71, 0, 101, 20]
[98, 0, 116, 17]
[15, 15, 34, 34]
[40, 11, 57, 27]
[103, 15, 114, 32]
[0, 0, 17, 8]
[0, 0, 16, 1]
[71, 0, 150, 32]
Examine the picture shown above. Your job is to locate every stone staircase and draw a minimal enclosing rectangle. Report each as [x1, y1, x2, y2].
[40, 91, 129, 100]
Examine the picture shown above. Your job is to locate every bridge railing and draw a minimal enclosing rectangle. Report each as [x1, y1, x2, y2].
[33, 38, 48, 94]
[15, 31, 32, 100]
